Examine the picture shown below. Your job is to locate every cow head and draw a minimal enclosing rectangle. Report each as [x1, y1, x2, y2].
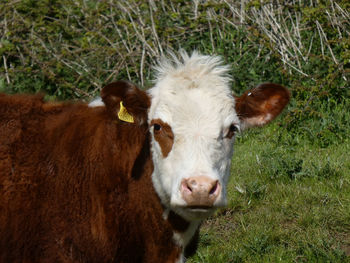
[148, 51, 290, 221]
[95, 52, 289, 222]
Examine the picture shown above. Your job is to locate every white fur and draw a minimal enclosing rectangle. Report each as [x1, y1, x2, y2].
[172, 220, 201, 248]
[88, 97, 105, 107]
[173, 221, 201, 263]
[148, 51, 239, 221]
[162, 210, 200, 263]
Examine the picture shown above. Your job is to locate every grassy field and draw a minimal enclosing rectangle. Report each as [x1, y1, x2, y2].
[188, 105, 350, 262]
[1, 0, 350, 262]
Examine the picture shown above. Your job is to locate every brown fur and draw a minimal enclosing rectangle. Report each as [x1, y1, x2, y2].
[0, 82, 190, 262]
[150, 119, 174, 158]
[234, 83, 290, 127]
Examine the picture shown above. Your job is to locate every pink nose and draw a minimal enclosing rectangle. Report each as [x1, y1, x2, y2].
[181, 176, 220, 207]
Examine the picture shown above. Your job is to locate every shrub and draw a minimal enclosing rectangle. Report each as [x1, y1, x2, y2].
[0, 0, 349, 144]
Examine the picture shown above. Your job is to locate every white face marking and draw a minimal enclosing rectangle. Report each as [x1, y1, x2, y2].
[148, 51, 239, 221]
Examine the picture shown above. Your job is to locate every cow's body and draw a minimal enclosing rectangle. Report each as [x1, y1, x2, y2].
[0, 93, 190, 262]
[0, 52, 290, 262]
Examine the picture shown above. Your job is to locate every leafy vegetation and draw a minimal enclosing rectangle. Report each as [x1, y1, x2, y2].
[1, 0, 349, 262]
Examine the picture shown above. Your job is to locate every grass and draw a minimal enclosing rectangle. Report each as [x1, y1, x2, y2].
[188, 109, 350, 262]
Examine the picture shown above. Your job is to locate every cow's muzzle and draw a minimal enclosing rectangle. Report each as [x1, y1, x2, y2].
[180, 176, 221, 208]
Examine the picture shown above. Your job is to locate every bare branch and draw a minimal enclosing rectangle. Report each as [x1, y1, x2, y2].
[3, 55, 10, 84]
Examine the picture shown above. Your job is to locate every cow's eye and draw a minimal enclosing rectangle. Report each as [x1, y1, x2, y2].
[226, 124, 238, 139]
[153, 123, 162, 132]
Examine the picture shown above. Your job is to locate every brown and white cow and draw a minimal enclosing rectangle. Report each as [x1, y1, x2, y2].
[0, 51, 289, 262]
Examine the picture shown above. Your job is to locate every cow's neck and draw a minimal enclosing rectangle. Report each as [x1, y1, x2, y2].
[133, 135, 201, 260]
[164, 209, 201, 255]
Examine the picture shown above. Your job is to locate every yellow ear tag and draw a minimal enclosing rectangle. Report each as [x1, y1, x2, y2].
[118, 101, 134, 123]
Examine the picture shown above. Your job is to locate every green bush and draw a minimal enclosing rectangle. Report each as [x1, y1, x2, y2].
[1, 0, 348, 100]
[2, 0, 349, 148]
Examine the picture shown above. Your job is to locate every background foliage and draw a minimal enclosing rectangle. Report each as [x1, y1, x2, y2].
[1, 0, 349, 262]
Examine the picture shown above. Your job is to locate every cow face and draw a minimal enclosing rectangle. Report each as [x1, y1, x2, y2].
[148, 52, 289, 221]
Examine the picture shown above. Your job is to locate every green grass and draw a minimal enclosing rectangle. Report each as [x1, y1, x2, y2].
[188, 105, 350, 262]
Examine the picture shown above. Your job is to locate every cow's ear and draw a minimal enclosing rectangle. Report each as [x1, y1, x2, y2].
[235, 83, 290, 130]
[101, 81, 150, 125]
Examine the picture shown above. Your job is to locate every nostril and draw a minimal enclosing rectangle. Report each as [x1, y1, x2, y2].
[186, 184, 193, 192]
[181, 179, 193, 194]
[209, 180, 219, 195]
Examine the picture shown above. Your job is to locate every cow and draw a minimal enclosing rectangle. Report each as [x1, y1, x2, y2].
[0, 51, 290, 262]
